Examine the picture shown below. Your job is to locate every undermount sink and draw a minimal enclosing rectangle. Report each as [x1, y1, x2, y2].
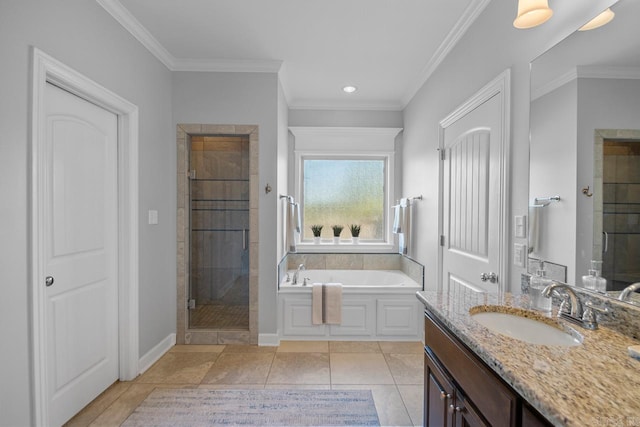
[470, 307, 582, 347]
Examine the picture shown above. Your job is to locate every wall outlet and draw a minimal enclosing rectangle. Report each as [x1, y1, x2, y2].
[514, 215, 527, 238]
[514, 243, 526, 267]
[148, 209, 158, 225]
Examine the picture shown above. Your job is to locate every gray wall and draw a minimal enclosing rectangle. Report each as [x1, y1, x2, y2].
[576, 78, 640, 282]
[401, 0, 614, 292]
[172, 71, 281, 338]
[530, 81, 578, 280]
[0, 1, 174, 425]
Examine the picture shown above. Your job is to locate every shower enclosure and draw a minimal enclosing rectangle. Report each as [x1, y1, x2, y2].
[601, 138, 640, 290]
[188, 135, 250, 329]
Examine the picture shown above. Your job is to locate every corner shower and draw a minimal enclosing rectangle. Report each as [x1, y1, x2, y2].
[188, 135, 250, 330]
[601, 138, 640, 291]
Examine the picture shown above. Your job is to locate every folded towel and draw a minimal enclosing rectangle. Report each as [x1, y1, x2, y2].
[311, 283, 343, 325]
[392, 204, 402, 234]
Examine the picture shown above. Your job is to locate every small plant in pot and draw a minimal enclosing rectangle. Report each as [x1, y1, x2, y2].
[310, 225, 323, 244]
[349, 224, 361, 244]
[331, 225, 344, 244]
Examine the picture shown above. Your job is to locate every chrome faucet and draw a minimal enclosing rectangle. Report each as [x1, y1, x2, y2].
[542, 282, 582, 323]
[542, 282, 583, 319]
[619, 282, 640, 302]
[542, 282, 610, 330]
[292, 264, 305, 285]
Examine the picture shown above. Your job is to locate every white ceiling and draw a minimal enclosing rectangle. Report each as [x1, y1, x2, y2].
[97, 0, 490, 110]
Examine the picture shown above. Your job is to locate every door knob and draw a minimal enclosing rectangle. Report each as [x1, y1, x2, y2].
[480, 272, 498, 283]
[45, 276, 55, 287]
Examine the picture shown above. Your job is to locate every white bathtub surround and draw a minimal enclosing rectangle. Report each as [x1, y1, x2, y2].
[279, 269, 422, 341]
[312, 283, 343, 325]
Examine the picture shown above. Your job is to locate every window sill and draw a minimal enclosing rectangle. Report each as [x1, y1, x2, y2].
[293, 242, 395, 253]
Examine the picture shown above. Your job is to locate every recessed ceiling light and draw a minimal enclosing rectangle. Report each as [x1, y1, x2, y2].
[343, 85, 357, 93]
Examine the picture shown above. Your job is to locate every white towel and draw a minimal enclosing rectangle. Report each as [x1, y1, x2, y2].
[398, 199, 411, 255]
[392, 204, 402, 234]
[529, 205, 539, 254]
[311, 283, 343, 325]
[285, 200, 300, 252]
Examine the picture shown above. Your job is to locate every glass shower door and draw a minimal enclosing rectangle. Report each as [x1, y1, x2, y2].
[189, 135, 249, 330]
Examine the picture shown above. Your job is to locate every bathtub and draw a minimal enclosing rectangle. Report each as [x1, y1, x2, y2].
[280, 269, 421, 291]
[278, 269, 423, 341]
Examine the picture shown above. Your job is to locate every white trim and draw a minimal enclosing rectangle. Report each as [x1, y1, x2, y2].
[172, 58, 283, 73]
[30, 48, 140, 425]
[96, 0, 283, 74]
[96, 0, 174, 69]
[577, 65, 640, 80]
[401, 0, 492, 108]
[437, 69, 511, 294]
[532, 66, 640, 101]
[258, 334, 281, 347]
[138, 333, 176, 374]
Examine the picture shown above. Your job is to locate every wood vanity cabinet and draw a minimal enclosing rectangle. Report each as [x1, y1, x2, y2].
[424, 311, 552, 427]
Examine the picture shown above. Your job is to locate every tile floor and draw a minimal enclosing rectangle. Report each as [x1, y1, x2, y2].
[65, 340, 424, 427]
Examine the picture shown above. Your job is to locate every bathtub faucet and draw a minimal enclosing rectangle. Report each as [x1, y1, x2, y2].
[292, 264, 305, 285]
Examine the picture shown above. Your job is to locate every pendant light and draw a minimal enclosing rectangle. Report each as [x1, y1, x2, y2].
[578, 8, 615, 31]
[513, 0, 553, 29]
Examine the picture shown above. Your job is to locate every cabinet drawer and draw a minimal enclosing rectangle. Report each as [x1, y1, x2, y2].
[425, 313, 517, 427]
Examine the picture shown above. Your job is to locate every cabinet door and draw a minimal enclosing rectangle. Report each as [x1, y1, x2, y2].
[424, 352, 455, 427]
[453, 393, 489, 427]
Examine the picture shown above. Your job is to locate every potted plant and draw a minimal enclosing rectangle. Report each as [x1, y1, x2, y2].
[331, 225, 344, 244]
[310, 225, 323, 244]
[349, 224, 361, 244]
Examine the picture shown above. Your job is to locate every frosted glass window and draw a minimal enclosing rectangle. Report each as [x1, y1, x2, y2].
[302, 158, 386, 240]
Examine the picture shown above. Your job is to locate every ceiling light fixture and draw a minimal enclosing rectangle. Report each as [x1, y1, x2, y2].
[342, 85, 357, 94]
[513, 0, 553, 29]
[578, 8, 615, 31]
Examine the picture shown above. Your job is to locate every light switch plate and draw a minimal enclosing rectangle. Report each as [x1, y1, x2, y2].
[514, 243, 526, 267]
[514, 215, 527, 238]
[148, 209, 158, 225]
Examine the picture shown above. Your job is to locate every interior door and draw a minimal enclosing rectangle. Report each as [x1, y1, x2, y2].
[441, 93, 503, 294]
[44, 83, 119, 426]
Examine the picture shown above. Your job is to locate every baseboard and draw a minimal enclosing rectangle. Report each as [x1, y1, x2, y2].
[258, 333, 280, 347]
[138, 333, 176, 374]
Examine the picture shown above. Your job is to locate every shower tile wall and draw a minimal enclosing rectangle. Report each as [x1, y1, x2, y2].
[190, 136, 249, 326]
[602, 142, 640, 289]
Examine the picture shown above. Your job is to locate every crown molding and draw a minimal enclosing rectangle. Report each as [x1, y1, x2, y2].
[576, 65, 640, 80]
[532, 66, 640, 101]
[288, 99, 404, 111]
[531, 68, 578, 101]
[400, 0, 492, 108]
[96, 0, 175, 69]
[96, 0, 283, 74]
[172, 58, 283, 73]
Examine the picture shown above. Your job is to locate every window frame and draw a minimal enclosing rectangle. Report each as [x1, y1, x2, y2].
[295, 150, 395, 252]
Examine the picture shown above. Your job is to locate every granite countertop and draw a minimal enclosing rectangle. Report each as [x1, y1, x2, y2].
[416, 286, 640, 427]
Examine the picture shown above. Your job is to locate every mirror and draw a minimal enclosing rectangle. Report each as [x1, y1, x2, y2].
[529, 0, 640, 305]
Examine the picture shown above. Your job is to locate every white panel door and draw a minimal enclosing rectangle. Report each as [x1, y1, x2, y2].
[45, 83, 119, 426]
[442, 93, 502, 294]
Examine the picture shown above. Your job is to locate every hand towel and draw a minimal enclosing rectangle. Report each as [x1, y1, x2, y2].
[311, 283, 343, 325]
[398, 198, 411, 255]
[322, 283, 343, 324]
[392, 204, 402, 234]
[285, 200, 299, 252]
[528, 204, 539, 254]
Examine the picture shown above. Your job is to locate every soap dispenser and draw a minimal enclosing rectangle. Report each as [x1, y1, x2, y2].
[583, 260, 607, 293]
[530, 263, 552, 312]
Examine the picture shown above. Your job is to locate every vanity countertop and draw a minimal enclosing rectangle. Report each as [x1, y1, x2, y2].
[416, 286, 640, 427]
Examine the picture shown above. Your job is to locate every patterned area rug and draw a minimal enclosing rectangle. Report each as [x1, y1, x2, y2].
[122, 389, 380, 426]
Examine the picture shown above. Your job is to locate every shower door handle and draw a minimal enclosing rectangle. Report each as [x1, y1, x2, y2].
[603, 231, 608, 253]
[242, 229, 247, 250]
